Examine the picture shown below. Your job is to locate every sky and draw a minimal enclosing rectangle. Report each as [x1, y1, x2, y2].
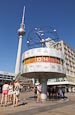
[0, 0, 75, 73]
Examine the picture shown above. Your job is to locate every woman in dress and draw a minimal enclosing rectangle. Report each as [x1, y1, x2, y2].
[8, 82, 13, 102]
[13, 80, 21, 107]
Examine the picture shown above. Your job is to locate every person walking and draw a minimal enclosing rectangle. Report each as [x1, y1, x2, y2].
[61, 87, 65, 98]
[1, 81, 9, 106]
[36, 83, 42, 102]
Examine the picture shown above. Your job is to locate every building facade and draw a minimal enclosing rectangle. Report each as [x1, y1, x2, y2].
[0, 71, 15, 82]
[49, 40, 75, 85]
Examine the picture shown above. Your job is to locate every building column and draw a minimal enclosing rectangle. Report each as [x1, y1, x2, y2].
[41, 78, 47, 102]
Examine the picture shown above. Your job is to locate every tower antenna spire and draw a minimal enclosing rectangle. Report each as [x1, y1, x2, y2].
[22, 6, 25, 25]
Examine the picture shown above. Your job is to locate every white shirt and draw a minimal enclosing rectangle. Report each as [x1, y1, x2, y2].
[37, 85, 42, 94]
[3, 84, 9, 91]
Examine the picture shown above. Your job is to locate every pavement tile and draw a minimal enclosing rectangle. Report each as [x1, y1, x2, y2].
[0, 92, 75, 115]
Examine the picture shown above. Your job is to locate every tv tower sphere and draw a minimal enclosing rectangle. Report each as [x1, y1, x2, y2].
[18, 24, 25, 36]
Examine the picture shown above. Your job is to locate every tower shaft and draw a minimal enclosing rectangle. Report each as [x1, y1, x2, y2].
[15, 6, 25, 76]
[15, 36, 23, 75]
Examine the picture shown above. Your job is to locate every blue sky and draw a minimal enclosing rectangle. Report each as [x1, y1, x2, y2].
[0, 0, 75, 73]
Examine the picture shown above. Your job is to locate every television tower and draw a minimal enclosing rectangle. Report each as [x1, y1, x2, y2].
[15, 6, 25, 75]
